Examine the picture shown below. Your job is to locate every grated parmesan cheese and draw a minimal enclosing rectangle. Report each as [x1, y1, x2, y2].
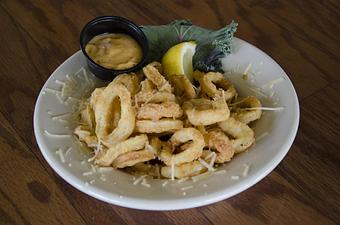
[44, 130, 71, 138]
[65, 147, 72, 156]
[248, 87, 268, 98]
[243, 63, 252, 75]
[213, 169, 226, 175]
[89, 179, 95, 184]
[198, 158, 215, 172]
[82, 171, 93, 176]
[55, 148, 65, 163]
[243, 107, 284, 111]
[242, 164, 251, 177]
[192, 171, 211, 182]
[141, 178, 151, 188]
[177, 177, 189, 184]
[98, 167, 113, 173]
[262, 77, 284, 89]
[162, 180, 169, 187]
[209, 152, 217, 168]
[181, 185, 193, 191]
[182, 192, 187, 196]
[231, 175, 239, 180]
[100, 176, 107, 182]
[133, 175, 147, 185]
[171, 156, 175, 181]
[256, 132, 269, 141]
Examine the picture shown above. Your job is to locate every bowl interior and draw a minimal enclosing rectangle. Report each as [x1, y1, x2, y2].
[34, 37, 299, 210]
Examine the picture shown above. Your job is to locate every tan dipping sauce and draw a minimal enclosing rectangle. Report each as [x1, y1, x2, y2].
[85, 33, 142, 70]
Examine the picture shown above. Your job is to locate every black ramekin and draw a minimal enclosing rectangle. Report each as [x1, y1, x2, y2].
[80, 16, 149, 81]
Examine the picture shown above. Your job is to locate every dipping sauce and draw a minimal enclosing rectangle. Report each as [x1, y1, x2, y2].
[85, 33, 142, 70]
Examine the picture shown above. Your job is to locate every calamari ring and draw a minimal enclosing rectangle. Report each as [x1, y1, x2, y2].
[143, 63, 172, 92]
[94, 83, 135, 146]
[135, 91, 176, 103]
[137, 102, 183, 121]
[140, 79, 156, 92]
[218, 117, 255, 153]
[135, 119, 183, 133]
[90, 87, 104, 110]
[161, 160, 207, 179]
[198, 72, 236, 101]
[74, 125, 97, 147]
[168, 74, 196, 100]
[182, 98, 230, 126]
[159, 128, 205, 166]
[112, 149, 156, 168]
[204, 129, 234, 163]
[80, 101, 95, 130]
[231, 96, 262, 124]
[111, 73, 140, 95]
[95, 134, 148, 166]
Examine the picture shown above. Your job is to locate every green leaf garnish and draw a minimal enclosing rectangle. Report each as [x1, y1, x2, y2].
[141, 20, 238, 72]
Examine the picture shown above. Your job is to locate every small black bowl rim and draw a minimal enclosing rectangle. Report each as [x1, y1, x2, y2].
[79, 16, 149, 76]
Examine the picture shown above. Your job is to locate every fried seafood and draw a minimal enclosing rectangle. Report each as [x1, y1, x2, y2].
[112, 149, 156, 168]
[204, 130, 234, 163]
[95, 134, 148, 166]
[195, 71, 236, 101]
[182, 98, 230, 126]
[111, 73, 140, 95]
[136, 102, 183, 121]
[135, 91, 176, 103]
[161, 160, 207, 179]
[135, 119, 183, 133]
[218, 117, 255, 153]
[231, 96, 262, 124]
[168, 74, 196, 100]
[94, 83, 135, 146]
[159, 128, 205, 165]
[143, 63, 172, 92]
[74, 61, 263, 180]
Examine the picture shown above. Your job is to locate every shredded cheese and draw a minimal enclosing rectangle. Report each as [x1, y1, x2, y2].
[98, 167, 113, 173]
[231, 175, 239, 180]
[44, 130, 71, 138]
[82, 171, 93, 176]
[213, 169, 226, 175]
[133, 175, 147, 185]
[89, 179, 95, 184]
[209, 152, 217, 169]
[162, 180, 169, 187]
[243, 63, 252, 75]
[182, 192, 187, 196]
[55, 148, 65, 163]
[243, 107, 284, 111]
[181, 185, 193, 191]
[198, 158, 215, 172]
[191, 171, 211, 182]
[248, 87, 268, 98]
[65, 147, 72, 156]
[242, 164, 251, 177]
[141, 178, 151, 188]
[262, 77, 284, 89]
[171, 156, 175, 181]
[177, 177, 189, 184]
[202, 183, 208, 188]
[256, 132, 269, 141]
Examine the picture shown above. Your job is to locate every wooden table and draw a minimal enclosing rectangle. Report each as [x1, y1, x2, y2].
[1, 0, 339, 224]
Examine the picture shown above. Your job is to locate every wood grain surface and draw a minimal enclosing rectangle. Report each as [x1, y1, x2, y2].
[0, 0, 339, 224]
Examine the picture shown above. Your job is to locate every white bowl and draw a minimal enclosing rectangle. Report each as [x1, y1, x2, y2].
[33, 38, 299, 210]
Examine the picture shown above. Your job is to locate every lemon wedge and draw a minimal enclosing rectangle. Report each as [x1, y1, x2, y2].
[162, 41, 196, 81]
